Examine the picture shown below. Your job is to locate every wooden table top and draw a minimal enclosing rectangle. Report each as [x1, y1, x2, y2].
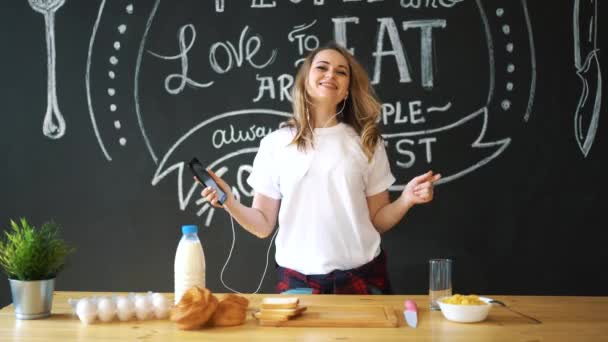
[1, 291, 607, 341]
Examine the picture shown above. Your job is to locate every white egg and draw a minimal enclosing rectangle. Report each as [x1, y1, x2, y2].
[134, 294, 152, 320]
[68, 298, 78, 311]
[115, 296, 135, 321]
[76, 298, 97, 324]
[97, 297, 116, 322]
[151, 293, 170, 319]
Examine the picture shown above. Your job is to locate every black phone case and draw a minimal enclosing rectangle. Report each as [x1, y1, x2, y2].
[188, 158, 228, 204]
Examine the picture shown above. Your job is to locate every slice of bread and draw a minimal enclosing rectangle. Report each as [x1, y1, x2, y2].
[253, 311, 290, 321]
[260, 297, 299, 310]
[263, 306, 307, 316]
[254, 297, 306, 324]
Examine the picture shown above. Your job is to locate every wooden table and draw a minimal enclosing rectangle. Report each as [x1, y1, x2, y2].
[1, 292, 607, 341]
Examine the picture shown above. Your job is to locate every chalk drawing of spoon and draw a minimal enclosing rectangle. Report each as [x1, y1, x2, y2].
[573, 0, 602, 157]
[28, 0, 67, 139]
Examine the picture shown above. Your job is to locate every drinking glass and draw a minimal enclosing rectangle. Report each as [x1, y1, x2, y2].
[429, 258, 452, 310]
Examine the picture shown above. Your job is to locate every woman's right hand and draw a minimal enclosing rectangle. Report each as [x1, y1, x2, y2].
[196, 169, 233, 208]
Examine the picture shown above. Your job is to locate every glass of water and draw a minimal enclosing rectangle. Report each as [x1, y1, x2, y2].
[429, 258, 452, 310]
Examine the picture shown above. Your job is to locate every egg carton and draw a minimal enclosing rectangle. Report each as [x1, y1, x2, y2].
[68, 292, 171, 324]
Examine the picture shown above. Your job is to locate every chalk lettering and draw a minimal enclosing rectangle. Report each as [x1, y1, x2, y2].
[251, 0, 276, 8]
[400, 0, 464, 8]
[332, 17, 359, 55]
[209, 26, 277, 74]
[215, 0, 224, 12]
[372, 18, 412, 85]
[253, 74, 294, 102]
[148, 24, 214, 95]
[288, 20, 319, 67]
[278, 74, 294, 102]
[381, 100, 427, 125]
[395, 139, 415, 168]
[394, 136, 437, 168]
[212, 124, 274, 149]
[403, 20, 446, 89]
[236, 165, 254, 197]
[409, 100, 425, 124]
[372, 18, 444, 88]
[253, 74, 275, 102]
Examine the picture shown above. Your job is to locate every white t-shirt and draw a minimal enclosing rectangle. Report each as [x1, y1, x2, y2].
[247, 122, 396, 275]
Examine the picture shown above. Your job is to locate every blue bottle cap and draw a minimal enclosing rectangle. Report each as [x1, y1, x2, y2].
[181, 225, 198, 234]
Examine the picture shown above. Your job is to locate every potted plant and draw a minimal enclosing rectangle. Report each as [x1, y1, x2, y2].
[0, 218, 74, 319]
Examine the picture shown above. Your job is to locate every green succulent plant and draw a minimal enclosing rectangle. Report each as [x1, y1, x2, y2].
[0, 218, 74, 281]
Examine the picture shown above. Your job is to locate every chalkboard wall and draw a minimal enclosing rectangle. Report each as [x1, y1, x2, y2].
[1, 0, 607, 306]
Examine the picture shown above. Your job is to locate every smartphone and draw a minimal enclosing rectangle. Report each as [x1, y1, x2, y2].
[188, 158, 228, 205]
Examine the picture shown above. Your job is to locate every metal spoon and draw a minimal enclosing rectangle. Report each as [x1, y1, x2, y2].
[489, 299, 542, 324]
[28, 0, 67, 139]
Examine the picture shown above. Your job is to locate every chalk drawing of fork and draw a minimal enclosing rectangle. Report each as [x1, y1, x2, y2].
[28, 0, 66, 139]
[573, 0, 602, 157]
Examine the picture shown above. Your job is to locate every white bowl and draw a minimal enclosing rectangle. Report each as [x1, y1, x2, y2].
[438, 296, 492, 323]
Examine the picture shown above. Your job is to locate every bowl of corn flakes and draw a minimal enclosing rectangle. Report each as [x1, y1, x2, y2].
[437, 294, 492, 323]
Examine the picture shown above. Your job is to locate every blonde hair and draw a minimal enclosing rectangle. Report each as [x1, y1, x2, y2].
[282, 42, 383, 161]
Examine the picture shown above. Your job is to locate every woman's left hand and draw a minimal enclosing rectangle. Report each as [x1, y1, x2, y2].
[400, 170, 441, 206]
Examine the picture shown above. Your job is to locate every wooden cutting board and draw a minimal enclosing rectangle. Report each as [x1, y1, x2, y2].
[254, 304, 398, 327]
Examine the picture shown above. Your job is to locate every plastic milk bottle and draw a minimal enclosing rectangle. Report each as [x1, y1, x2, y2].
[174, 225, 206, 304]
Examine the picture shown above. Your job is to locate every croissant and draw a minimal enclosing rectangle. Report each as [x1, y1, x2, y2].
[210, 294, 250, 327]
[170, 287, 218, 330]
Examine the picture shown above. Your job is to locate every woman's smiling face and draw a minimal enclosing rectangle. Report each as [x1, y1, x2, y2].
[306, 49, 350, 106]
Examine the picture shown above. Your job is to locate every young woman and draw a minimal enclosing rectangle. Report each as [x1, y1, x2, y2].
[200, 42, 441, 294]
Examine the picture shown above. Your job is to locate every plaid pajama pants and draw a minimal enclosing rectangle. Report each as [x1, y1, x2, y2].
[275, 249, 392, 295]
